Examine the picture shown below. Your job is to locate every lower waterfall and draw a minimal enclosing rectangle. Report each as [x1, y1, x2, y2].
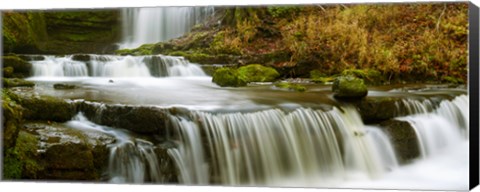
[61, 94, 468, 189]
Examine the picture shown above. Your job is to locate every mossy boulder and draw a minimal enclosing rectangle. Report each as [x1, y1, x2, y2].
[238, 64, 280, 82]
[53, 83, 77, 90]
[380, 119, 421, 164]
[8, 90, 75, 122]
[212, 67, 248, 87]
[2, 55, 32, 78]
[332, 75, 368, 99]
[3, 78, 35, 88]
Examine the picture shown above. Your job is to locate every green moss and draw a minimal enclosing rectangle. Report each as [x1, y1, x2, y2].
[2, 55, 32, 77]
[15, 131, 43, 179]
[212, 67, 247, 87]
[3, 148, 22, 179]
[8, 91, 75, 122]
[115, 44, 154, 56]
[3, 67, 14, 78]
[1, 89, 24, 149]
[341, 69, 383, 85]
[3, 78, 35, 88]
[332, 75, 368, 98]
[238, 64, 280, 82]
[274, 82, 306, 92]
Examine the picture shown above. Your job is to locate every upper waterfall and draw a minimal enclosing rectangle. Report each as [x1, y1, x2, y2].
[120, 7, 214, 49]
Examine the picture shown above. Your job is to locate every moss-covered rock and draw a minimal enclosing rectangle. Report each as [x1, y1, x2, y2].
[2, 55, 32, 78]
[212, 67, 248, 87]
[332, 75, 368, 99]
[274, 82, 306, 92]
[380, 119, 421, 164]
[1, 90, 24, 150]
[341, 69, 383, 85]
[238, 64, 280, 82]
[8, 90, 75, 122]
[3, 78, 35, 88]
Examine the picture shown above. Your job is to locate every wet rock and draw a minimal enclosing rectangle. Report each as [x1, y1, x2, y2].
[8, 88, 76, 122]
[18, 122, 115, 180]
[71, 54, 91, 62]
[153, 143, 179, 183]
[212, 67, 247, 87]
[353, 97, 402, 124]
[53, 83, 77, 90]
[332, 75, 368, 99]
[379, 119, 420, 164]
[78, 101, 168, 135]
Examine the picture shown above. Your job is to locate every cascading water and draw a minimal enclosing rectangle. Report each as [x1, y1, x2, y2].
[29, 54, 206, 78]
[66, 113, 164, 183]
[166, 107, 396, 186]
[57, 94, 467, 189]
[397, 95, 469, 158]
[120, 7, 214, 49]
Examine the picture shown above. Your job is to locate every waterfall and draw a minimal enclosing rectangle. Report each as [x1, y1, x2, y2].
[61, 94, 467, 188]
[397, 95, 468, 158]
[166, 107, 397, 185]
[66, 113, 164, 183]
[30, 54, 206, 77]
[120, 7, 214, 49]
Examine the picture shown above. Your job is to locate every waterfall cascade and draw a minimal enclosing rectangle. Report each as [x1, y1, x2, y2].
[63, 94, 468, 189]
[120, 7, 214, 49]
[30, 55, 206, 78]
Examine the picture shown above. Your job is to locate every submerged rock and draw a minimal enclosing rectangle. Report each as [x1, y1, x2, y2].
[379, 119, 420, 164]
[53, 83, 77, 90]
[332, 75, 368, 99]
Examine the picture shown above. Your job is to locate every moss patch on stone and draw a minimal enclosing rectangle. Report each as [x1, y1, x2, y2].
[274, 82, 306, 92]
[238, 64, 280, 82]
[332, 75, 368, 99]
[212, 67, 247, 87]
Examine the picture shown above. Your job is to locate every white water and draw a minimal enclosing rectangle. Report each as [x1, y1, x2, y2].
[166, 107, 397, 186]
[66, 113, 163, 183]
[165, 95, 468, 190]
[29, 54, 206, 78]
[120, 7, 214, 49]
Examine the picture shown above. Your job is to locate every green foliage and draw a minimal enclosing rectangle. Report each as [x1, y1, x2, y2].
[237, 64, 280, 82]
[212, 67, 248, 87]
[267, 6, 300, 18]
[3, 148, 22, 179]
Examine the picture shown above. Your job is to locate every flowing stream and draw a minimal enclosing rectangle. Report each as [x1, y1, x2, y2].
[23, 47, 469, 190]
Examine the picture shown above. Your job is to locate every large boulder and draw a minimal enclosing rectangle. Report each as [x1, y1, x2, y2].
[380, 119, 421, 164]
[237, 64, 280, 82]
[212, 67, 247, 87]
[332, 75, 368, 99]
